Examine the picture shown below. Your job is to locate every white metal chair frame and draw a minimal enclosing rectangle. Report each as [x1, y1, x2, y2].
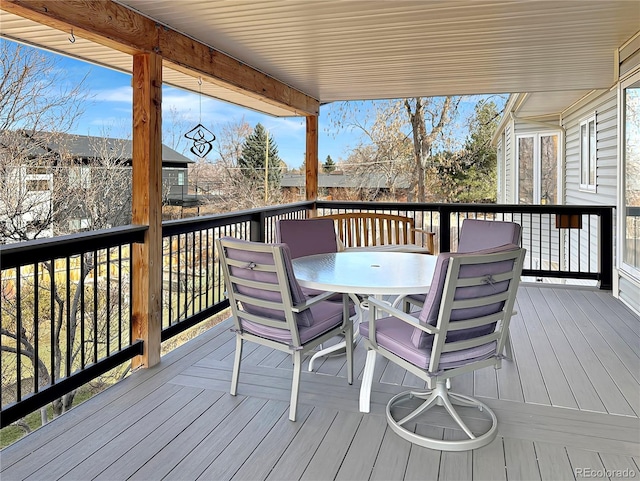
[217, 238, 354, 422]
[362, 248, 525, 451]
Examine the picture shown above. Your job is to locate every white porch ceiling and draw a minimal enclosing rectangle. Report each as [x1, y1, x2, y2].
[2, 0, 639, 117]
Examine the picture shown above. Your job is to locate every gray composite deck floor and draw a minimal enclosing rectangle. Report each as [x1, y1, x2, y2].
[1, 285, 639, 481]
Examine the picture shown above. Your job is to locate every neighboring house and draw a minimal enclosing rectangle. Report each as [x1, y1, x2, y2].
[0, 131, 194, 241]
[281, 172, 411, 201]
[492, 34, 640, 314]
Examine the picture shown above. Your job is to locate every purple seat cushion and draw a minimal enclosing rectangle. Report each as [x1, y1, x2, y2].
[276, 218, 338, 259]
[222, 237, 314, 327]
[411, 243, 520, 349]
[359, 316, 497, 370]
[457, 219, 521, 253]
[242, 299, 345, 343]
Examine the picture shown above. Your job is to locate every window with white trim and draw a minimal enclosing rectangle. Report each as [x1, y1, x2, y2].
[621, 73, 639, 276]
[516, 133, 559, 204]
[580, 115, 596, 191]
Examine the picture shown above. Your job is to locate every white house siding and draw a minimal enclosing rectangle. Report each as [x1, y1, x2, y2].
[619, 276, 640, 314]
[562, 91, 618, 277]
[504, 123, 514, 203]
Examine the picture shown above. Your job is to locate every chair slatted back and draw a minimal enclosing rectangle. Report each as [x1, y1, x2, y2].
[318, 213, 414, 248]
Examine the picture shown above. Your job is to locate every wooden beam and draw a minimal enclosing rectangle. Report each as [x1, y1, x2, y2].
[131, 52, 162, 369]
[2, 0, 319, 116]
[305, 115, 318, 207]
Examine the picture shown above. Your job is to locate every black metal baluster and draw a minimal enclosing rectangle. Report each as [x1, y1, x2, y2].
[66, 257, 71, 378]
[50, 260, 55, 386]
[16, 267, 22, 401]
[80, 254, 85, 368]
[106, 247, 111, 356]
[33, 263, 39, 393]
[93, 250, 98, 364]
[118, 245, 123, 351]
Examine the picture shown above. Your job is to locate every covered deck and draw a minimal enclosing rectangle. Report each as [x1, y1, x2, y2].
[2, 284, 638, 481]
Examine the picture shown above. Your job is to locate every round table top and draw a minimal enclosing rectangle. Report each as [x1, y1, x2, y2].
[292, 251, 437, 296]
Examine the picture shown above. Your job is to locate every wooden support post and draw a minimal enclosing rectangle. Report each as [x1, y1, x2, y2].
[131, 52, 163, 369]
[305, 115, 318, 216]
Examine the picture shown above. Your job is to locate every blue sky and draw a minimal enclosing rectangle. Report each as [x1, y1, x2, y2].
[9, 39, 506, 169]
[53, 51, 358, 169]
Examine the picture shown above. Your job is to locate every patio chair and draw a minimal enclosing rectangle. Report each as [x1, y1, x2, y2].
[216, 236, 354, 421]
[276, 218, 360, 371]
[360, 245, 525, 451]
[394, 219, 521, 312]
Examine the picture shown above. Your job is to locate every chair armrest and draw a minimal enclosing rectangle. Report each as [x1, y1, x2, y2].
[410, 228, 436, 254]
[366, 297, 439, 336]
[292, 290, 341, 312]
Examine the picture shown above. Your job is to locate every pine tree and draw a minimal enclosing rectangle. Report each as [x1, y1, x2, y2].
[432, 99, 500, 202]
[323, 155, 337, 173]
[237, 123, 282, 189]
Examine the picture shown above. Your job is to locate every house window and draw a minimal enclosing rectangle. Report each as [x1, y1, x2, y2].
[26, 179, 50, 191]
[517, 133, 559, 204]
[68, 218, 91, 231]
[580, 115, 597, 191]
[26, 166, 48, 175]
[177, 171, 185, 186]
[621, 74, 640, 275]
[69, 166, 91, 189]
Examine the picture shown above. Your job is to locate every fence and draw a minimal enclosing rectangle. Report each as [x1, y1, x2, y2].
[0, 201, 613, 426]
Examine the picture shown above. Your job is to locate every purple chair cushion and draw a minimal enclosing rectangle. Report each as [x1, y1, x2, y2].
[457, 219, 521, 253]
[222, 237, 315, 327]
[276, 218, 346, 303]
[401, 220, 521, 309]
[359, 316, 497, 370]
[241, 299, 345, 343]
[276, 218, 338, 259]
[411, 243, 520, 349]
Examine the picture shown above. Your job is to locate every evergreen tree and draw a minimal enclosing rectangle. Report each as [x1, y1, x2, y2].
[237, 123, 282, 190]
[323, 155, 337, 173]
[433, 99, 500, 202]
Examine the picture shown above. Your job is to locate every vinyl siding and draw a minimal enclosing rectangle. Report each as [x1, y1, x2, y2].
[561, 91, 618, 277]
[562, 90, 618, 206]
[504, 122, 514, 203]
[619, 274, 640, 314]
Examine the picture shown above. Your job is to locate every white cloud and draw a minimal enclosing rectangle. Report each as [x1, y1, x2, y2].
[264, 117, 306, 133]
[93, 86, 132, 103]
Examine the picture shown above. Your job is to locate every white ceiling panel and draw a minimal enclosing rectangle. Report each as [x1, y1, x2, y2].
[2, 1, 639, 117]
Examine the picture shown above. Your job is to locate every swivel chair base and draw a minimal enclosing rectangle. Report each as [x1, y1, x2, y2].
[386, 382, 498, 452]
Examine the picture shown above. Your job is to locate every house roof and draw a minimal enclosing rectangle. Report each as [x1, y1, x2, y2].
[0, 131, 193, 165]
[1, 1, 638, 118]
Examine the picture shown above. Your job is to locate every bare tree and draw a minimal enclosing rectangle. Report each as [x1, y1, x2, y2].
[329, 97, 460, 202]
[404, 97, 461, 202]
[163, 104, 191, 156]
[0, 41, 133, 431]
[204, 119, 287, 211]
[340, 100, 413, 195]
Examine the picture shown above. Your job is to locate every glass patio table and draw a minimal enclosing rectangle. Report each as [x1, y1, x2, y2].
[292, 250, 437, 412]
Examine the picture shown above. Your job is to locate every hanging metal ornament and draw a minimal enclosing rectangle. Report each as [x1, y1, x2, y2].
[184, 78, 215, 158]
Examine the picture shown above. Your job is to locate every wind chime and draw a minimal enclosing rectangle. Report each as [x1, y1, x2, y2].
[184, 78, 215, 158]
